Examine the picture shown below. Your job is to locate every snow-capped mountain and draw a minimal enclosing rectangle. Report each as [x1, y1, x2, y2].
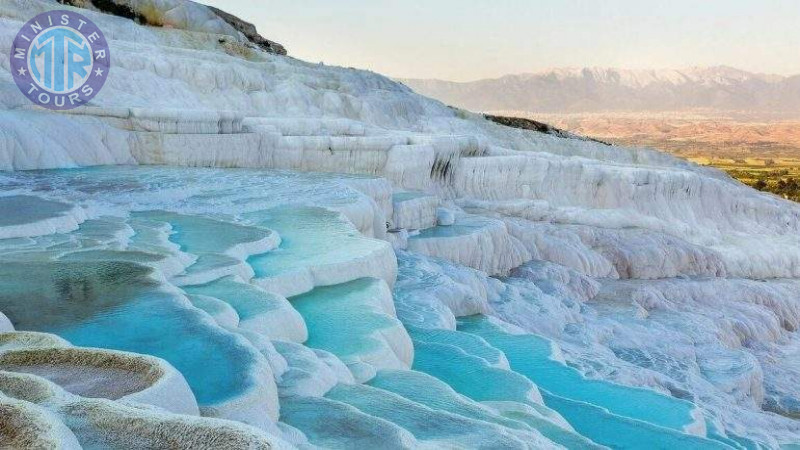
[401, 66, 800, 113]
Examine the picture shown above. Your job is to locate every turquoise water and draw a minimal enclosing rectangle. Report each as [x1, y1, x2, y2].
[411, 214, 494, 239]
[183, 276, 286, 322]
[410, 335, 608, 448]
[392, 191, 427, 202]
[544, 393, 729, 450]
[132, 211, 272, 255]
[280, 395, 417, 449]
[409, 315, 732, 449]
[187, 294, 236, 322]
[180, 254, 241, 276]
[326, 382, 533, 448]
[246, 206, 385, 279]
[127, 218, 174, 256]
[412, 339, 541, 406]
[60, 249, 165, 265]
[407, 325, 508, 367]
[457, 315, 699, 432]
[0, 260, 260, 406]
[706, 421, 760, 450]
[0, 168, 395, 413]
[0, 195, 73, 226]
[0, 166, 779, 447]
[289, 278, 403, 367]
[368, 369, 528, 431]
[452, 316, 741, 449]
[69, 217, 131, 247]
[368, 369, 604, 449]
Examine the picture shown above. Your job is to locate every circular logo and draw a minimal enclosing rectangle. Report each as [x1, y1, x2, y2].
[10, 10, 110, 110]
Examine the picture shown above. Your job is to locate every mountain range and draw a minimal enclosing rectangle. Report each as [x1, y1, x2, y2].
[400, 66, 800, 114]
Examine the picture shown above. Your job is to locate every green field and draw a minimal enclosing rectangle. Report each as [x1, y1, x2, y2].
[693, 158, 800, 202]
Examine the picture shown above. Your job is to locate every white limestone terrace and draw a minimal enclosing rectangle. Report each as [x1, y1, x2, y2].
[0, 0, 798, 448]
[2, 0, 800, 280]
[0, 330, 290, 448]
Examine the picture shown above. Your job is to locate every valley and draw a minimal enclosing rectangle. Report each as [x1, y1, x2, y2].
[526, 112, 800, 201]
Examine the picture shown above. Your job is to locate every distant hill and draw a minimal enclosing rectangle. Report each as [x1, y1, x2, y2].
[400, 66, 800, 114]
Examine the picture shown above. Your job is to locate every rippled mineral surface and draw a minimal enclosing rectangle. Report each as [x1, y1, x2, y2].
[1, 1, 800, 448]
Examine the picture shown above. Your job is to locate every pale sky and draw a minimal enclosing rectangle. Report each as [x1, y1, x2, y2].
[201, 0, 800, 82]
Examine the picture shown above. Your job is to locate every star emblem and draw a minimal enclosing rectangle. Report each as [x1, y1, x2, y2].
[16, 67, 26, 76]
[94, 68, 104, 77]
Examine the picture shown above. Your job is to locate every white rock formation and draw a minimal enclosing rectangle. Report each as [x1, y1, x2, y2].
[0, 332, 289, 448]
[0, 0, 799, 447]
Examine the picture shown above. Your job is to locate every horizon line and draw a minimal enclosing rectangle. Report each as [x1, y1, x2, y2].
[393, 65, 797, 84]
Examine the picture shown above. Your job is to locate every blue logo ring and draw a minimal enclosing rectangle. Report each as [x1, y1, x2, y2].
[10, 10, 110, 110]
